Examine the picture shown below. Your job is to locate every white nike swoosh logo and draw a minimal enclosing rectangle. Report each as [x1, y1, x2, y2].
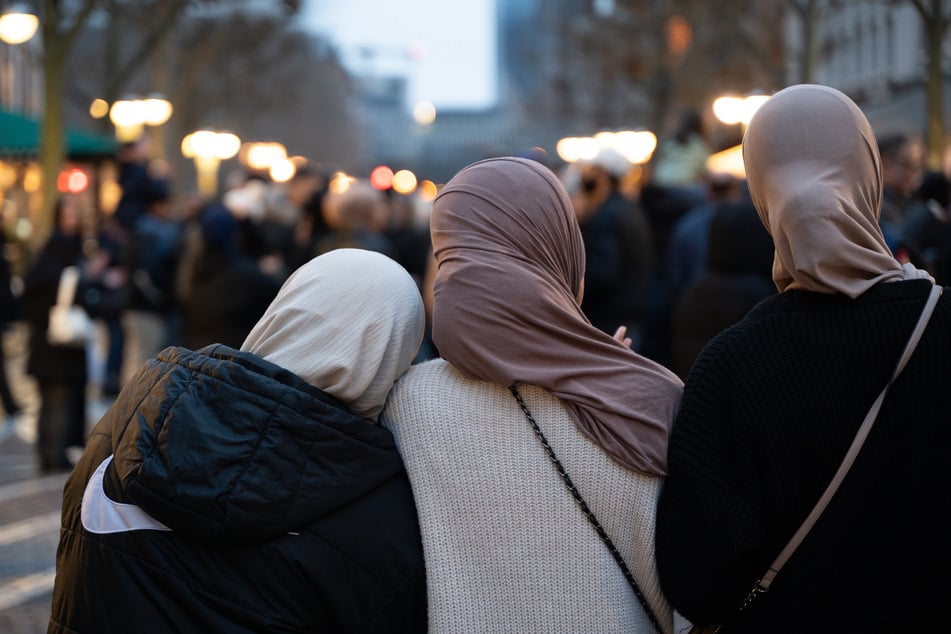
[81, 455, 172, 534]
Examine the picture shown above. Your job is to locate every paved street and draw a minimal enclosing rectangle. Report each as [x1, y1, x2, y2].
[0, 323, 111, 634]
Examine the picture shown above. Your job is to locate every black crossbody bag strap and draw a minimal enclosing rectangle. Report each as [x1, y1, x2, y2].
[510, 385, 664, 634]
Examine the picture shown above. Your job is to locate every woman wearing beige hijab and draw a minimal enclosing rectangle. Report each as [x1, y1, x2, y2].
[657, 84, 951, 632]
[382, 156, 683, 633]
[50, 248, 427, 633]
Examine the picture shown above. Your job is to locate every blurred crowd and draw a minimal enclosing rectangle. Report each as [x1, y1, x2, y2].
[2, 108, 943, 477]
[5, 133, 436, 472]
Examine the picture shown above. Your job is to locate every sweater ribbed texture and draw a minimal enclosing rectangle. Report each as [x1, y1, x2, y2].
[383, 359, 672, 633]
[657, 279, 951, 633]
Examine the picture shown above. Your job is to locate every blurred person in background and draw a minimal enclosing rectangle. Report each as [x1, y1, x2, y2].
[176, 202, 282, 350]
[120, 186, 184, 387]
[665, 172, 744, 305]
[97, 135, 169, 396]
[575, 147, 653, 346]
[383, 189, 431, 286]
[638, 127, 711, 366]
[877, 133, 923, 252]
[650, 109, 712, 194]
[898, 170, 951, 279]
[50, 248, 427, 633]
[81, 216, 130, 397]
[113, 135, 170, 233]
[20, 197, 89, 473]
[669, 200, 775, 379]
[382, 189, 436, 362]
[224, 175, 299, 279]
[286, 162, 331, 272]
[317, 180, 396, 258]
[0, 226, 22, 422]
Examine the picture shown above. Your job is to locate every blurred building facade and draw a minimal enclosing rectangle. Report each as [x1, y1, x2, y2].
[785, 2, 945, 139]
[0, 37, 41, 116]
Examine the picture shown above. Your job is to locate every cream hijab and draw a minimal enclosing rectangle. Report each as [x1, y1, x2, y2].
[742, 84, 930, 298]
[431, 157, 683, 476]
[241, 248, 424, 420]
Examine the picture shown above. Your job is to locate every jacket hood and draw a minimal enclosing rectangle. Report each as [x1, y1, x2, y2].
[108, 345, 406, 545]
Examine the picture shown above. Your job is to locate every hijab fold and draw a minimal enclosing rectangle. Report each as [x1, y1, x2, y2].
[742, 84, 932, 298]
[431, 157, 683, 476]
[241, 248, 424, 420]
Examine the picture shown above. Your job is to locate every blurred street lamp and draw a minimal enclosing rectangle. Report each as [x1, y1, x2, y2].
[88, 98, 109, 119]
[370, 165, 394, 191]
[417, 179, 438, 202]
[601, 130, 657, 164]
[108, 95, 173, 142]
[0, 3, 38, 45]
[269, 158, 296, 183]
[391, 169, 418, 194]
[710, 93, 770, 178]
[712, 94, 770, 127]
[141, 97, 173, 126]
[273, 154, 310, 184]
[241, 141, 287, 172]
[328, 171, 356, 195]
[557, 130, 657, 165]
[556, 137, 599, 163]
[182, 129, 241, 196]
[413, 101, 436, 126]
[706, 145, 747, 179]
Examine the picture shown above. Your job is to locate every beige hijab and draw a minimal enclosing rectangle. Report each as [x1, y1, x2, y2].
[241, 248, 424, 420]
[431, 157, 683, 476]
[742, 84, 930, 298]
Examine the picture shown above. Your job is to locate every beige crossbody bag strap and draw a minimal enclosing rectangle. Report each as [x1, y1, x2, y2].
[751, 284, 943, 601]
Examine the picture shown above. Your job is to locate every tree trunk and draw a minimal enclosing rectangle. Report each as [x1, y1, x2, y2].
[149, 32, 172, 160]
[924, 1, 945, 170]
[800, 0, 819, 84]
[38, 12, 65, 244]
[97, 0, 121, 136]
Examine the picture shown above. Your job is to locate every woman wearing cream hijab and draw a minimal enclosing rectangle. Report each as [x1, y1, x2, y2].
[50, 249, 427, 633]
[383, 157, 683, 633]
[657, 85, 951, 632]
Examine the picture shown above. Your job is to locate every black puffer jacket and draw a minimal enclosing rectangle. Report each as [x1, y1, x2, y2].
[50, 345, 427, 633]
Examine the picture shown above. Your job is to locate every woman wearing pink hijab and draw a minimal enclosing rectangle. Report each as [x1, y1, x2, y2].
[657, 84, 951, 632]
[382, 157, 683, 633]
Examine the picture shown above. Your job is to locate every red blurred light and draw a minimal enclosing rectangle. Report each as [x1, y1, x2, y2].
[57, 168, 89, 194]
[370, 165, 394, 190]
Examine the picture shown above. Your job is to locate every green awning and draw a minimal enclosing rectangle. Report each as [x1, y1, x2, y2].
[65, 126, 118, 158]
[0, 109, 116, 159]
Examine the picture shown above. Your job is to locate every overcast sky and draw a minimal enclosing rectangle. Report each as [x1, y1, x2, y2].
[301, 0, 498, 110]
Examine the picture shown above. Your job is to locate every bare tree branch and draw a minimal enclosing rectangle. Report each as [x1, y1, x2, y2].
[787, 0, 809, 16]
[910, 0, 929, 18]
[104, 0, 190, 99]
[61, 0, 107, 51]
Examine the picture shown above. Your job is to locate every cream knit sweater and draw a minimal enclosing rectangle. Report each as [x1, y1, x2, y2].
[382, 359, 672, 633]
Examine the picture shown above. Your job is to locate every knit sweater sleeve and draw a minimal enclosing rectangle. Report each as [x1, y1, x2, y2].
[655, 334, 767, 625]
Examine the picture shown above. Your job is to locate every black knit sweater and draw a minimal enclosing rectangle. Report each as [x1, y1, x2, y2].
[657, 279, 951, 633]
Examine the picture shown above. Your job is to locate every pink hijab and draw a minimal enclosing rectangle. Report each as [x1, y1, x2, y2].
[742, 84, 930, 297]
[431, 157, 683, 476]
